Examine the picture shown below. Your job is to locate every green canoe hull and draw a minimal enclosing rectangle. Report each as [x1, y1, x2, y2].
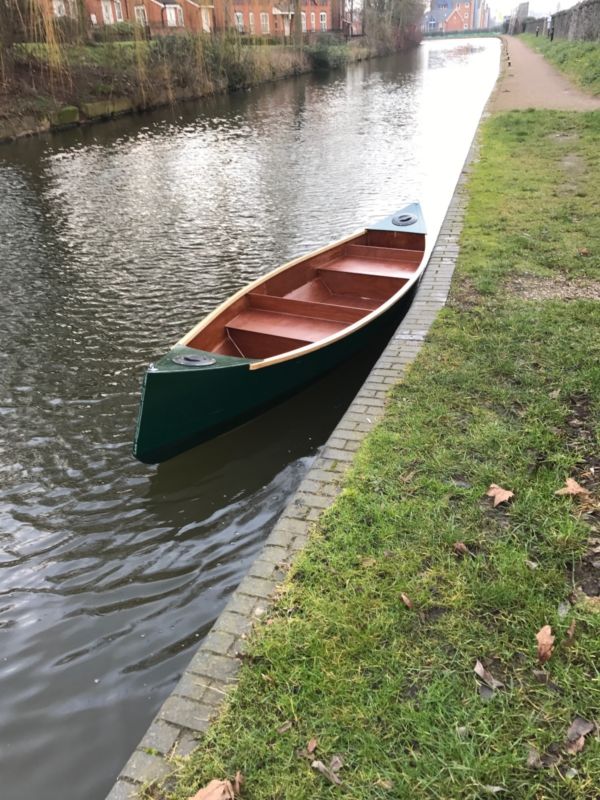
[133, 284, 417, 463]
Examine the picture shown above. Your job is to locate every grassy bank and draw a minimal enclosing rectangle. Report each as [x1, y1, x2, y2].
[166, 109, 600, 799]
[520, 34, 600, 96]
[0, 33, 372, 142]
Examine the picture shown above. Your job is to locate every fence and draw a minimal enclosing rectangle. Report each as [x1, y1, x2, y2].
[523, 0, 600, 41]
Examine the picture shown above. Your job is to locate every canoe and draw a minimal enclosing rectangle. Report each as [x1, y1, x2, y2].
[133, 203, 427, 463]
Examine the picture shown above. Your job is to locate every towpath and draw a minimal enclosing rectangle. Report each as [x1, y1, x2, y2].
[492, 35, 600, 111]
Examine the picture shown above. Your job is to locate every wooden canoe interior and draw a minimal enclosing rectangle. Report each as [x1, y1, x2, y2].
[186, 230, 425, 359]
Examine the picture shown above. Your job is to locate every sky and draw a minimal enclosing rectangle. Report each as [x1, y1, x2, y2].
[488, 0, 580, 20]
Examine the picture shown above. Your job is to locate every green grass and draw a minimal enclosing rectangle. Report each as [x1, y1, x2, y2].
[168, 111, 600, 800]
[520, 34, 600, 96]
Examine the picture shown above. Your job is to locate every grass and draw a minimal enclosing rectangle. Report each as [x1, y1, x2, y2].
[167, 110, 600, 800]
[520, 34, 600, 96]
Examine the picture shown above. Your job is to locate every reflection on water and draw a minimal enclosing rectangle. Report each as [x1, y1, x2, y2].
[0, 39, 499, 800]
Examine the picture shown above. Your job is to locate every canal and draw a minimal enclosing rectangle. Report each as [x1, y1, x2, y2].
[0, 38, 499, 800]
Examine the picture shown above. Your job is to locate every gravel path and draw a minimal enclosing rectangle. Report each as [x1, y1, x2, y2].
[492, 35, 600, 112]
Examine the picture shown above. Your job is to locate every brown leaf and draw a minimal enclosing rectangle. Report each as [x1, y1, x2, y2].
[536, 625, 555, 664]
[453, 541, 471, 557]
[233, 773, 244, 796]
[277, 721, 293, 734]
[474, 660, 504, 690]
[566, 717, 594, 742]
[566, 735, 586, 755]
[486, 484, 514, 508]
[307, 737, 318, 754]
[578, 247, 590, 257]
[555, 478, 590, 497]
[565, 619, 577, 644]
[311, 759, 342, 786]
[188, 779, 235, 800]
[527, 745, 543, 769]
[401, 593, 413, 609]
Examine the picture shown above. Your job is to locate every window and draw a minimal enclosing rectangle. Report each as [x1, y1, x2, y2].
[201, 6, 212, 31]
[134, 4, 147, 24]
[249, 11, 255, 32]
[301, 11, 306, 31]
[166, 5, 183, 25]
[235, 11, 244, 31]
[114, 0, 123, 21]
[260, 12, 269, 33]
[310, 11, 315, 29]
[101, 0, 114, 23]
[319, 11, 326, 30]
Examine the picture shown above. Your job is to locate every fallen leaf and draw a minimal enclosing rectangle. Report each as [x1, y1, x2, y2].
[566, 717, 594, 742]
[527, 745, 542, 769]
[486, 484, 514, 508]
[233, 773, 244, 796]
[578, 247, 589, 256]
[374, 778, 393, 789]
[311, 759, 342, 786]
[330, 755, 343, 773]
[565, 767, 578, 779]
[307, 737, 318, 754]
[401, 593, 413, 609]
[483, 787, 506, 795]
[474, 660, 504, 690]
[536, 625, 555, 664]
[565, 619, 577, 644]
[566, 735, 586, 755]
[453, 541, 471, 557]
[525, 559, 539, 570]
[188, 779, 235, 800]
[479, 684, 494, 701]
[277, 721, 293, 734]
[549, 389, 561, 399]
[557, 601, 571, 618]
[555, 478, 590, 497]
[360, 556, 377, 568]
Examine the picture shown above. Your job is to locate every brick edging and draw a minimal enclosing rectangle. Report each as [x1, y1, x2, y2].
[104, 134, 481, 800]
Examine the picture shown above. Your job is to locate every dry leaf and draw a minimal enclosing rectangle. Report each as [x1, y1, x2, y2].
[578, 247, 590, 257]
[277, 721, 293, 734]
[549, 389, 560, 399]
[525, 559, 539, 570]
[555, 478, 590, 497]
[474, 660, 504, 690]
[566, 735, 586, 755]
[486, 484, 514, 507]
[311, 759, 342, 786]
[307, 737, 318, 754]
[188, 779, 235, 800]
[453, 541, 471, 557]
[330, 755, 343, 773]
[374, 778, 393, 789]
[527, 745, 542, 769]
[233, 773, 244, 796]
[483, 787, 506, 795]
[401, 593, 413, 609]
[360, 556, 377, 568]
[565, 619, 577, 644]
[566, 717, 594, 742]
[536, 625, 555, 664]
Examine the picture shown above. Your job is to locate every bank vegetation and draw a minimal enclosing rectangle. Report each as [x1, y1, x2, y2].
[0, 0, 422, 142]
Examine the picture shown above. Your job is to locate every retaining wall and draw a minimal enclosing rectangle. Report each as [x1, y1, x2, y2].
[524, 0, 600, 40]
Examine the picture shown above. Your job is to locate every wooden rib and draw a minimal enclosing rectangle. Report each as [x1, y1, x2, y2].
[226, 309, 344, 343]
[345, 244, 422, 264]
[248, 293, 366, 324]
[320, 258, 416, 280]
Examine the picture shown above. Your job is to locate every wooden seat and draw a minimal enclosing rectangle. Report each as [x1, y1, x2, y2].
[319, 258, 415, 281]
[226, 308, 345, 359]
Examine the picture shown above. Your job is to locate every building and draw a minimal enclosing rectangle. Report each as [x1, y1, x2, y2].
[220, 0, 333, 37]
[443, 0, 474, 31]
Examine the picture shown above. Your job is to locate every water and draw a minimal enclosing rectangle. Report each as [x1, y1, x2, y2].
[0, 39, 499, 800]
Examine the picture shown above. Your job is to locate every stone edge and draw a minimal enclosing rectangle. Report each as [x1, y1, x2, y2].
[104, 131, 485, 800]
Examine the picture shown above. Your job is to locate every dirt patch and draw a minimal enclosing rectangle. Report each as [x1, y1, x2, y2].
[506, 273, 600, 301]
[447, 276, 484, 310]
